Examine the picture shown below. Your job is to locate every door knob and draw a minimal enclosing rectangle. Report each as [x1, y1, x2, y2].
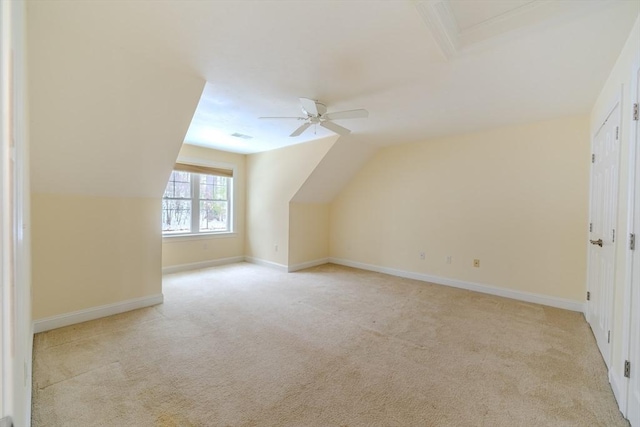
[590, 239, 603, 247]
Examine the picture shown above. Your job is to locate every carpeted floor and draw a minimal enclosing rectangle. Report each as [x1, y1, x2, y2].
[32, 263, 629, 426]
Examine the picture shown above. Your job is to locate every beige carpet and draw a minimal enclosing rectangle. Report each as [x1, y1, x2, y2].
[32, 263, 628, 426]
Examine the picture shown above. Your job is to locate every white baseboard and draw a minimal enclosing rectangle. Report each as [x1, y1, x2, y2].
[329, 257, 585, 312]
[245, 256, 329, 272]
[244, 256, 288, 272]
[33, 294, 164, 334]
[609, 369, 627, 414]
[288, 258, 330, 272]
[162, 256, 245, 274]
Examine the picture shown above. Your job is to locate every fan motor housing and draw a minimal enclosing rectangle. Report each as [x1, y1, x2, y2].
[304, 102, 327, 117]
[315, 102, 327, 116]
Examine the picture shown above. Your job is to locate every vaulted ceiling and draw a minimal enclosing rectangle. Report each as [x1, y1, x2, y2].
[178, 0, 637, 153]
[27, 0, 640, 186]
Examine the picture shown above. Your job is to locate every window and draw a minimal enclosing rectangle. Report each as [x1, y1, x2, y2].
[162, 163, 233, 235]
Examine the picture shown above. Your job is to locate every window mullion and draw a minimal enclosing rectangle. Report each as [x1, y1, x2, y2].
[226, 178, 231, 232]
[191, 174, 199, 233]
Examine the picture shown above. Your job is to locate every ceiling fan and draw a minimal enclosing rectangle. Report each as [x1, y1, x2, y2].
[259, 98, 369, 137]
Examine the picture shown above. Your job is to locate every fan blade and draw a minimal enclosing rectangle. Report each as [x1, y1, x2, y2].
[323, 109, 369, 120]
[320, 121, 351, 136]
[299, 98, 319, 116]
[259, 116, 306, 120]
[290, 122, 311, 137]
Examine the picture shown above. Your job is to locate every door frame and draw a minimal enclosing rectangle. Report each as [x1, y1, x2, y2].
[620, 59, 640, 420]
[1, 0, 13, 419]
[1, 1, 31, 425]
[587, 87, 622, 369]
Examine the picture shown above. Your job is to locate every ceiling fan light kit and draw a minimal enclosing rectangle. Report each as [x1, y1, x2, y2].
[260, 97, 369, 137]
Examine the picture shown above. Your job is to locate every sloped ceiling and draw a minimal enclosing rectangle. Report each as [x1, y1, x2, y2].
[292, 137, 378, 204]
[27, 0, 640, 186]
[176, 0, 637, 153]
[27, 1, 205, 197]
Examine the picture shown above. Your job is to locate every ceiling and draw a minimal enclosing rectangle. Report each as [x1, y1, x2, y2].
[36, 1, 640, 155]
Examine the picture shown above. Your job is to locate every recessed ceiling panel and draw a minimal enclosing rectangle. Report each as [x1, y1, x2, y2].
[449, 0, 535, 32]
[416, 0, 620, 59]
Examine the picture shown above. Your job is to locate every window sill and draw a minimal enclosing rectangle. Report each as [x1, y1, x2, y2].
[162, 232, 237, 243]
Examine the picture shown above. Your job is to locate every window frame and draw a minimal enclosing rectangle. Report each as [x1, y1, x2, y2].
[162, 157, 237, 239]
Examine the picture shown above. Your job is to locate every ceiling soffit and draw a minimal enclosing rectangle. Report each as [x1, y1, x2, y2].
[416, 0, 616, 59]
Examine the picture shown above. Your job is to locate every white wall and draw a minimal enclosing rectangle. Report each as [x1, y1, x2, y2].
[331, 115, 590, 305]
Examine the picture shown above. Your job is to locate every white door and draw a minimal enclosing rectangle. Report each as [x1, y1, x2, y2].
[628, 216, 640, 425]
[587, 102, 621, 368]
[626, 66, 640, 427]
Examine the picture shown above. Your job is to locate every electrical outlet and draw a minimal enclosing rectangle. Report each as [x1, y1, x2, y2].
[419, 251, 425, 260]
[202, 243, 208, 250]
[473, 259, 480, 268]
[274, 244, 278, 252]
[446, 256, 452, 264]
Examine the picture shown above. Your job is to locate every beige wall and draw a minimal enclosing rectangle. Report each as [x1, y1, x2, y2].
[27, 0, 204, 198]
[289, 203, 330, 267]
[246, 137, 336, 266]
[28, 1, 204, 321]
[591, 14, 640, 382]
[330, 115, 590, 302]
[162, 145, 246, 268]
[31, 194, 162, 319]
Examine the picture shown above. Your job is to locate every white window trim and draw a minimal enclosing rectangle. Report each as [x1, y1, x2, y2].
[162, 156, 238, 238]
[162, 232, 238, 242]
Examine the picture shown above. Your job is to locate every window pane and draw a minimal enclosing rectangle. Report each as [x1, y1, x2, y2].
[200, 174, 229, 201]
[174, 171, 190, 182]
[200, 183, 214, 200]
[163, 171, 191, 199]
[162, 199, 192, 233]
[163, 171, 177, 198]
[213, 182, 227, 200]
[174, 181, 191, 198]
[200, 200, 228, 232]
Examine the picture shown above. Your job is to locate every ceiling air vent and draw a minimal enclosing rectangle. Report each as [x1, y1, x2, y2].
[231, 133, 252, 140]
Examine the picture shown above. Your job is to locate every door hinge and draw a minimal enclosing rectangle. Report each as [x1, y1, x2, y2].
[631, 233, 636, 250]
[634, 103, 639, 121]
[592, 153, 595, 163]
[612, 229, 615, 243]
[607, 330, 610, 343]
[624, 360, 631, 378]
[587, 291, 591, 301]
[589, 222, 593, 232]
[615, 126, 619, 140]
